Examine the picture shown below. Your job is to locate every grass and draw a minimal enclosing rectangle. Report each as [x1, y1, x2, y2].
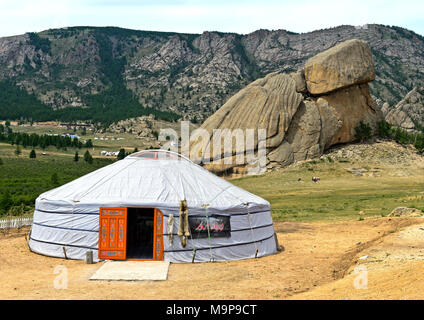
[0, 143, 113, 216]
[231, 159, 424, 222]
[2, 134, 424, 222]
[8, 120, 197, 154]
[9, 126, 153, 154]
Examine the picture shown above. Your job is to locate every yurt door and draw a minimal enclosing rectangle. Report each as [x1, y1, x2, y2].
[98, 207, 127, 260]
[153, 208, 164, 261]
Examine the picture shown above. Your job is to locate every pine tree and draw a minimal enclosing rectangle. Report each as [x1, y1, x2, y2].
[29, 149, 36, 158]
[84, 150, 93, 164]
[117, 148, 126, 160]
[84, 139, 93, 148]
[74, 151, 79, 162]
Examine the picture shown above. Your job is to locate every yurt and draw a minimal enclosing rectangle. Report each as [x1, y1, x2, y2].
[29, 150, 278, 262]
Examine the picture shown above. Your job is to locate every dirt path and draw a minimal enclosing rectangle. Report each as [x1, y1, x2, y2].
[292, 220, 424, 299]
[0, 217, 421, 300]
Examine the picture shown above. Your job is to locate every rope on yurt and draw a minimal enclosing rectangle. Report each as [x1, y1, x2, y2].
[202, 203, 214, 262]
[188, 217, 197, 262]
[245, 202, 259, 258]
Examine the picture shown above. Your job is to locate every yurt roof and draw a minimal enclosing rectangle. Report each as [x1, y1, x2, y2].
[36, 150, 269, 213]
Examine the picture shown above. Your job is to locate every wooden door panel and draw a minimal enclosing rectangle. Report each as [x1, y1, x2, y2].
[99, 207, 127, 260]
[154, 209, 164, 261]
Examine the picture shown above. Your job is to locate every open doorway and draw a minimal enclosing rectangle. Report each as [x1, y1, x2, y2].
[127, 208, 154, 259]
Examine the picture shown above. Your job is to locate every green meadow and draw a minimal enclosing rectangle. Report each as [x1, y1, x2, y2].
[1, 140, 424, 221]
[0, 142, 113, 216]
[232, 159, 424, 221]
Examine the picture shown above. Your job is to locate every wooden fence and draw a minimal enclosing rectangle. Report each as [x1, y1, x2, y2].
[0, 217, 33, 229]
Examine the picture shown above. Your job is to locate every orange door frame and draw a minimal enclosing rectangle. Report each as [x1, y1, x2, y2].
[98, 207, 164, 261]
[98, 207, 127, 260]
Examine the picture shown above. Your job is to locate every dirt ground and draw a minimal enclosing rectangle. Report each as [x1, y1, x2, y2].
[292, 220, 424, 299]
[1, 217, 423, 300]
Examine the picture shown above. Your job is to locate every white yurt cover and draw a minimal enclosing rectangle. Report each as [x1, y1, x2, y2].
[29, 150, 277, 262]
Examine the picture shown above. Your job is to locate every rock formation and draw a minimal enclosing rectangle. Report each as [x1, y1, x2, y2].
[194, 39, 384, 174]
[304, 39, 375, 94]
[0, 25, 423, 123]
[384, 87, 424, 131]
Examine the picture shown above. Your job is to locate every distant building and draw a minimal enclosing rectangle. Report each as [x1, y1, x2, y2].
[100, 151, 119, 157]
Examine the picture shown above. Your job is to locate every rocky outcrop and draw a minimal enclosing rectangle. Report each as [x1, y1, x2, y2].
[200, 73, 303, 159]
[108, 115, 156, 138]
[385, 87, 424, 131]
[304, 39, 375, 95]
[389, 207, 423, 217]
[195, 39, 384, 174]
[314, 83, 381, 145]
[0, 25, 424, 123]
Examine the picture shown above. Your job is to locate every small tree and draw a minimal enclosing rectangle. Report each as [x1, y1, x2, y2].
[377, 121, 392, 139]
[74, 151, 79, 162]
[0, 190, 12, 215]
[354, 121, 372, 142]
[84, 150, 93, 164]
[133, 147, 138, 154]
[84, 139, 93, 148]
[29, 149, 36, 158]
[117, 148, 126, 160]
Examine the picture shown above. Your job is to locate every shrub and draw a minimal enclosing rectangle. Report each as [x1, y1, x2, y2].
[377, 121, 392, 138]
[0, 190, 12, 215]
[29, 149, 36, 158]
[354, 121, 372, 142]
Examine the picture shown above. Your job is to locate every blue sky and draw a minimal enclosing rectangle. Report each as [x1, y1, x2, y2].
[0, 0, 423, 37]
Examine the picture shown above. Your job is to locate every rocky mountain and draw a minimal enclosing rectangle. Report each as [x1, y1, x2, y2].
[0, 24, 423, 124]
[195, 39, 383, 174]
[383, 87, 424, 131]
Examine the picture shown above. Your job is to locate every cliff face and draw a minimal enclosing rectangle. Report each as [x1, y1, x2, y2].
[196, 39, 384, 174]
[0, 24, 423, 123]
[384, 87, 424, 131]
